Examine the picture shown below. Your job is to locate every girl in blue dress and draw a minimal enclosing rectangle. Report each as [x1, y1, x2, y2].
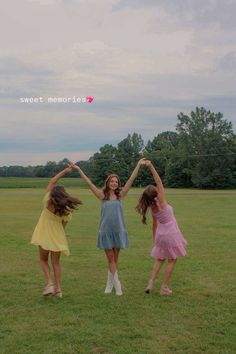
[71, 159, 146, 295]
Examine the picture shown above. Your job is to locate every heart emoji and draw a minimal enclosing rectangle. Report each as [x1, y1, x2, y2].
[86, 96, 94, 103]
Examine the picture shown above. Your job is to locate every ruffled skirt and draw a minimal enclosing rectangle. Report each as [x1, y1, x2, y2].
[97, 231, 129, 250]
[151, 221, 186, 260]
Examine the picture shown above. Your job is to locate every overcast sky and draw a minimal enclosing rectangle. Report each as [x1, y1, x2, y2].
[1, 0, 236, 166]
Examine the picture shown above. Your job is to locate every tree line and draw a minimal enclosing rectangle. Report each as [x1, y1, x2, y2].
[1, 107, 236, 188]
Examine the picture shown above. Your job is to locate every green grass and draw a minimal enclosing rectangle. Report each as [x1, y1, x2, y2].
[0, 182, 236, 353]
[0, 177, 86, 189]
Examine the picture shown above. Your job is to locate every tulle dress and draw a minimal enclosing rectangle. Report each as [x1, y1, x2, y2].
[97, 199, 129, 250]
[151, 204, 186, 260]
[31, 192, 71, 256]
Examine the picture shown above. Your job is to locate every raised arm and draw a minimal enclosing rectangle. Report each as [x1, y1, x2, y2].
[146, 161, 167, 207]
[46, 167, 72, 192]
[120, 158, 146, 198]
[70, 163, 104, 200]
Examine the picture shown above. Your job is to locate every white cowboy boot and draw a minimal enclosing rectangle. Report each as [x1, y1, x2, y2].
[113, 271, 123, 296]
[104, 270, 113, 294]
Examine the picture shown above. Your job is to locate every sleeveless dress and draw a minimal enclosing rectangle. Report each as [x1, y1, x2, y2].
[31, 192, 71, 256]
[151, 204, 186, 260]
[97, 199, 129, 250]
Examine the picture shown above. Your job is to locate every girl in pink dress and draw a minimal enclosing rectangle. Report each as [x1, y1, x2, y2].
[136, 161, 187, 295]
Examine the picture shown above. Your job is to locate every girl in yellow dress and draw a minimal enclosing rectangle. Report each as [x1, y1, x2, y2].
[31, 167, 82, 298]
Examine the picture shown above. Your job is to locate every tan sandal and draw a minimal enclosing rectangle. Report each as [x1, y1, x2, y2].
[145, 280, 153, 294]
[43, 284, 54, 296]
[53, 291, 63, 298]
[160, 286, 172, 296]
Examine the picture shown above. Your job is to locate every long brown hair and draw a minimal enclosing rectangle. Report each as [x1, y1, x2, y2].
[48, 186, 82, 216]
[136, 185, 158, 224]
[102, 174, 122, 200]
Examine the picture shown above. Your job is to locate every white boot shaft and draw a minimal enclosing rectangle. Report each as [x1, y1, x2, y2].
[104, 270, 113, 294]
[113, 271, 123, 296]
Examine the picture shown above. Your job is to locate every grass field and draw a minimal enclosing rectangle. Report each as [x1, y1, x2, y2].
[0, 177, 86, 189]
[0, 180, 236, 354]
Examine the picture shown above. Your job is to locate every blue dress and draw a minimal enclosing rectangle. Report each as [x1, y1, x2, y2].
[97, 200, 129, 250]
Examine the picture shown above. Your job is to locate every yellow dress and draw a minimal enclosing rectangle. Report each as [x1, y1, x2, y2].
[31, 192, 71, 256]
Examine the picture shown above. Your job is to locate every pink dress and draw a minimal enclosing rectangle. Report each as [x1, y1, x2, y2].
[151, 204, 187, 260]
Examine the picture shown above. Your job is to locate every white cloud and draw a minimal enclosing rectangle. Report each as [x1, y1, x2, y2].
[0, 0, 235, 165]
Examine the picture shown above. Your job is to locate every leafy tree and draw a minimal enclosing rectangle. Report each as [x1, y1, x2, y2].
[87, 144, 118, 186]
[34, 165, 45, 177]
[176, 107, 235, 188]
[43, 161, 58, 177]
[6, 166, 26, 177]
[0, 166, 8, 177]
[1, 118, 235, 189]
[145, 131, 179, 153]
[116, 133, 143, 163]
[116, 133, 144, 185]
[144, 131, 180, 186]
[165, 155, 193, 187]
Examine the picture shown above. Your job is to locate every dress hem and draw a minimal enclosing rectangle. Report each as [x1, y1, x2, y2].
[30, 241, 70, 256]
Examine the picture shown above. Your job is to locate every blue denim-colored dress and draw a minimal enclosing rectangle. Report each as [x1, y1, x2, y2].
[97, 200, 129, 250]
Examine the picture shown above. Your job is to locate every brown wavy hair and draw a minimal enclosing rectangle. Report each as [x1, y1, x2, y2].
[102, 174, 122, 200]
[48, 186, 82, 216]
[136, 185, 158, 224]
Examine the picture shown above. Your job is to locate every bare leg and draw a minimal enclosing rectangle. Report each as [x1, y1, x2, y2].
[113, 248, 120, 269]
[105, 249, 117, 274]
[150, 259, 165, 282]
[162, 259, 176, 288]
[39, 246, 53, 286]
[51, 251, 61, 293]
[145, 259, 165, 293]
